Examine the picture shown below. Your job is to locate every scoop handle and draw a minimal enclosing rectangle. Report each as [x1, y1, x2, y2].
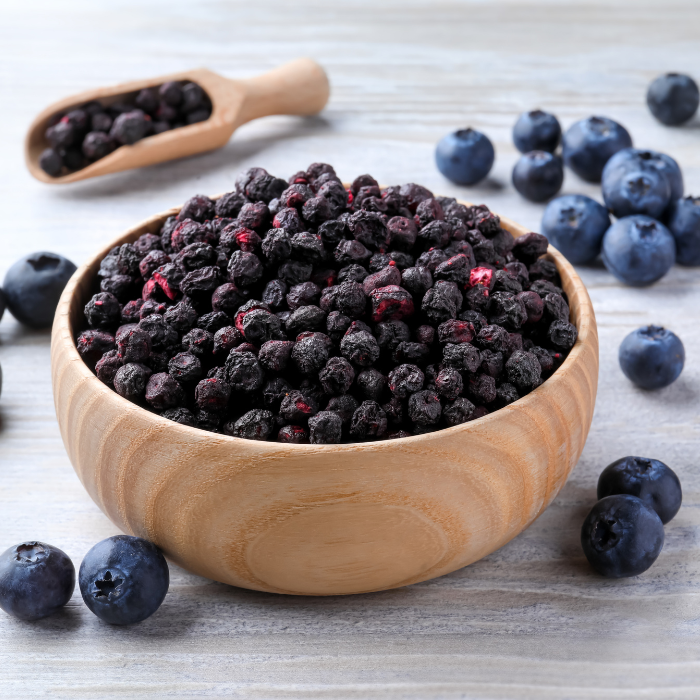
[234, 58, 330, 126]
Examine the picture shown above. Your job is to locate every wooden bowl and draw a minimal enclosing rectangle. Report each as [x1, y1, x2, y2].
[51, 201, 598, 596]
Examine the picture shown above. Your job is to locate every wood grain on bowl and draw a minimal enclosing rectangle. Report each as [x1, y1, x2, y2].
[51, 200, 598, 596]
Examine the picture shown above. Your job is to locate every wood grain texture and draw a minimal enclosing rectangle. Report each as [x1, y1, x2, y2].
[2, 0, 700, 697]
[25, 58, 330, 184]
[51, 202, 598, 595]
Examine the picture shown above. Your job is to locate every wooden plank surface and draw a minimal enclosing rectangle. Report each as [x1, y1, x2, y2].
[1, 0, 700, 697]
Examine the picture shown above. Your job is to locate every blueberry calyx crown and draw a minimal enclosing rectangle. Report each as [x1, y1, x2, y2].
[591, 516, 622, 552]
[92, 569, 125, 600]
[14, 542, 47, 564]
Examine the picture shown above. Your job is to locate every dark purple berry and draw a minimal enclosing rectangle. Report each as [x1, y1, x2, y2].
[145, 372, 184, 410]
[114, 363, 152, 401]
[308, 411, 343, 444]
[443, 397, 475, 427]
[408, 390, 442, 426]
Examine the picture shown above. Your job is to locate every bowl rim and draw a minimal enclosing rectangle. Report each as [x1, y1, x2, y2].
[52, 192, 596, 453]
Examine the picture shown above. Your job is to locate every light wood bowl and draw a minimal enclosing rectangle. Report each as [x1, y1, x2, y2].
[51, 200, 598, 596]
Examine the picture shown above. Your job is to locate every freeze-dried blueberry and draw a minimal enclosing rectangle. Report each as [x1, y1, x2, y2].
[417, 221, 451, 249]
[319, 356, 355, 395]
[260, 278, 286, 309]
[435, 368, 463, 400]
[85, 292, 121, 329]
[443, 397, 476, 426]
[375, 320, 411, 353]
[241, 309, 283, 345]
[210, 283, 245, 316]
[139, 250, 170, 280]
[392, 341, 431, 365]
[280, 390, 318, 423]
[278, 260, 313, 285]
[369, 285, 414, 323]
[479, 349, 504, 377]
[237, 202, 270, 232]
[512, 232, 549, 265]
[228, 251, 263, 287]
[39, 148, 63, 176]
[114, 363, 152, 401]
[388, 364, 424, 399]
[362, 265, 402, 295]
[286, 305, 326, 335]
[215, 192, 249, 219]
[496, 383, 520, 407]
[326, 311, 352, 343]
[116, 326, 152, 363]
[181, 328, 214, 357]
[543, 293, 570, 323]
[467, 373, 497, 404]
[408, 390, 441, 426]
[245, 173, 287, 204]
[76, 330, 116, 369]
[350, 401, 387, 440]
[340, 330, 380, 367]
[356, 368, 387, 402]
[437, 319, 475, 344]
[160, 407, 196, 427]
[258, 340, 294, 373]
[110, 110, 149, 145]
[168, 352, 202, 382]
[517, 291, 544, 323]
[368, 253, 391, 273]
[416, 249, 449, 273]
[348, 211, 389, 250]
[475, 325, 510, 353]
[224, 409, 275, 441]
[292, 335, 329, 375]
[489, 292, 527, 329]
[196, 311, 230, 334]
[308, 411, 343, 444]
[338, 264, 369, 285]
[180, 266, 221, 298]
[529, 258, 560, 284]
[442, 342, 480, 372]
[334, 239, 371, 266]
[548, 320, 578, 350]
[325, 394, 359, 426]
[458, 309, 488, 333]
[434, 254, 472, 285]
[401, 266, 433, 300]
[387, 216, 418, 251]
[138, 314, 178, 351]
[225, 351, 264, 392]
[96, 350, 123, 386]
[415, 324, 435, 345]
[277, 425, 309, 443]
[83, 131, 115, 160]
[505, 350, 542, 392]
[287, 281, 321, 310]
[422, 286, 456, 325]
[145, 372, 184, 410]
[175, 242, 217, 272]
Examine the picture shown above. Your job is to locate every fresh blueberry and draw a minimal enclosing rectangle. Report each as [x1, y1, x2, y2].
[512, 151, 563, 202]
[602, 158, 671, 220]
[435, 128, 495, 185]
[562, 116, 633, 182]
[619, 325, 684, 390]
[647, 73, 700, 126]
[3, 252, 77, 328]
[668, 196, 700, 265]
[602, 148, 683, 218]
[512, 110, 561, 154]
[602, 216, 675, 286]
[0, 542, 75, 620]
[581, 495, 664, 578]
[79, 535, 169, 625]
[598, 456, 682, 524]
[541, 195, 610, 264]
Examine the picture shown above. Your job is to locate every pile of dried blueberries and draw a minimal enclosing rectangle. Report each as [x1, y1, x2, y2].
[39, 81, 211, 177]
[76, 164, 578, 444]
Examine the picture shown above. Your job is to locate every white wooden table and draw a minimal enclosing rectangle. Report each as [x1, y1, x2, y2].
[2, 1, 700, 697]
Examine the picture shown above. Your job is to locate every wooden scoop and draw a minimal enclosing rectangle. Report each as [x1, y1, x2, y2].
[25, 58, 330, 185]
